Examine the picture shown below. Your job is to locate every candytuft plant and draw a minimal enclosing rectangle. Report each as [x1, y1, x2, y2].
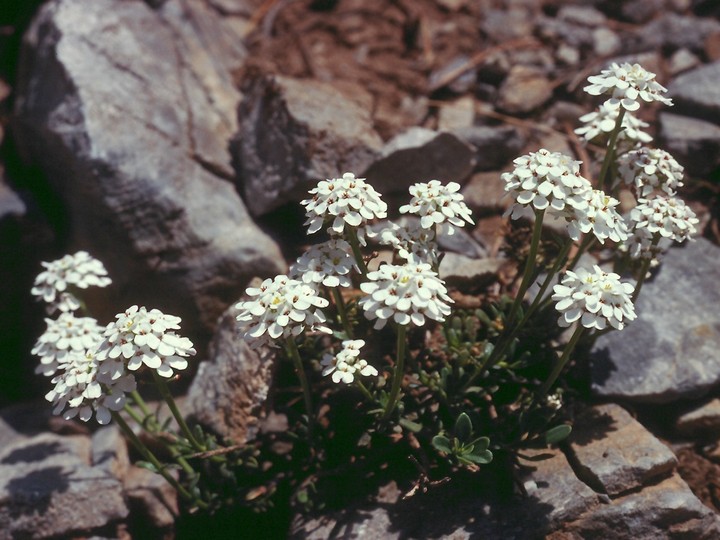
[30, 62, 699, 522]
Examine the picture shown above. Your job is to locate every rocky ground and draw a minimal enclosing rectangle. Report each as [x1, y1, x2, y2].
[2, 0, 720, 538]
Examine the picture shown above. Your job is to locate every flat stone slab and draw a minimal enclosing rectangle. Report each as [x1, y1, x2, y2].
[668, 60, 720, 123]
[0, 432, 127, 539]
[591, 238, 720, 403]
[568, 404, 677, 497]
[675, 398, 720, 437]
[566, 473, 720, 539]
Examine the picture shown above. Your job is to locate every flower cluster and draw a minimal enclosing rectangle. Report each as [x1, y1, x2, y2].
[32, 313, 105, 376]
[321, 339, 378, 384]
[290, 238, 357, 288]
[552, 266, 636, 330]
[236, 275, 331, 346]
[583, 62, 673, 111]
[379, 220, 439, 265]
[399, 180, 474, 235]
[502, 149, 592, 220]
[566, 190, 628, 244]
[617, 147, 684, 197]
[95, 305, 196, 379]
[630, 196, 699, 243]
[301, 172, 387, 243]
[45, 351, 135, 425]
[31, 251, 112, 314]
[359, 261, 452, 329]
[575, 102, 652, 145]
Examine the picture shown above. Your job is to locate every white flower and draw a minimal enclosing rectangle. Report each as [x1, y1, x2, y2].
[236, 275, 331, 346]
[502, 149, 593, 220]
[32, 313, 105, 376]
[546, 393, 563, 411]
[565, 190, 628, 244]
[631, 196, 699, 243]
[321, 339, 378, 384]
[575, 103, 652, 145]
[289, 238, 357, 288]
[95, 306, 196, 378]
[617, 147, 684, 198]
[584, 62, 673, 112]
[301, 172, 387, 239]
[359, 262, 453, 330]
[552, 265, 636, 331]
[378, 220, 439, 265]
[398, 180, 474, 235]
[45, 351, 136, 425]
[31, 251, 112, 314]
[621, 222, 672, 262]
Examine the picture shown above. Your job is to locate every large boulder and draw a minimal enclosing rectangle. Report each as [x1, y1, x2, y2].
[668, 61, 720, 124]
[591, 238, 720, 403]
[13, 0, 285, 342]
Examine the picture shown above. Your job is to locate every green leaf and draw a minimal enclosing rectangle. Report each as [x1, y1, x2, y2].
[454, 413, 473, 443]
[470, 436, 490, 452]
[432, 435, 452, 454]
[464, 449, 493, 464]
[135, 460, 159, 474]
[545, 424, 572, 445]
[332, 330, 349, 341]
[399, 418, 423, 433]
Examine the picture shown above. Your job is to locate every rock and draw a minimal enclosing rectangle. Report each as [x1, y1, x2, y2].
[568, 404, 677, 497]
[363, 128, 475, 197]
[0, 173, 25, 220]
[293, 448, 599, 539]
[668, 61, 720, 123]
[0, 432, 128, 539]
[461, 171, 510, 214]
[565, 473, 720, 539]
[13, 0, 285, 341]
[591, 238, 720, 403]
[187, 302, 275, 443]
[667, 48, 701, 76]
[428, 55, 477, 94]
[631, 14, 720, 53]
[556, 44, 580, 66]
[675, 398, 720, 437]
[373, 94, 429, 140]
[658, 112, 720, 176]
[92, 426, 129, 480]
[706, 32, 720, 62]
[480, 9, 534, 42]
[234, 72, 383, 216]
[593, 28, 621, 57]
[496, 66, 554, 115]
[437, 97, 475, 131]
[124, 465, 178, 530]
[439, 253, 504, 286]
[557, 5, 607, 27]
[452, 126, 525, 172]
[621, 0, 666, 24]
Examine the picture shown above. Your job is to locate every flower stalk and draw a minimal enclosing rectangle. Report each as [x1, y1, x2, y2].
[285, 338, 315, 431]
[537, 325, 585, 398]
[382, 324, 407, 421]
[597, 108, 626, 191]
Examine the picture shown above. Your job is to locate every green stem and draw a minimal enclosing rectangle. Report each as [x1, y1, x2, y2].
[355, 379, 375, 403]
[285, 338, 315, 432]
[507, 209, 545, 329]
[346, 227, 368, 279]
[597, 108, 626, 191]
[382, 324, 407, 421]
[537, 325, 585, 398]
[331, 288, 354, 338]
[632, 235, 660, 303]
[153, 372, 205, 453]
[112, 411, 206, 509]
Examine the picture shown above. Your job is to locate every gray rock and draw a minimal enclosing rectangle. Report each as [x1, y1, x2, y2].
[439, 253, 503, 286]
[13, 0, 285, 340]
[668, 61, 720, 123]
[566, 473, 720, 539]
[659, 112, 720, 176]
[428, 55, 477, 94]
[187, 302, 275, 443]
[92, 426, 129, 480]
[363, 128, 475, 197]
[593, 28, 621, 57]
[621, 0, 666, 24]
[675, 398, 720, 437]
[667, 48, 701, 76]
[591, 238, 720, 403]
[496, 66, 554, 115]
[124, 465, 178, 530]
[0, 173, 25, 220]
[568, 404, 677, 497]
[631, 14, 720, 53]
[452, 126, 525, 171]
[557, 5, 607, 27]
[234, 72, 383, 216]
[437, 97, 475, 131]
[480, 9, 534, 42]
[0, 432, 128, 539]
[461, 171, 510, 214]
